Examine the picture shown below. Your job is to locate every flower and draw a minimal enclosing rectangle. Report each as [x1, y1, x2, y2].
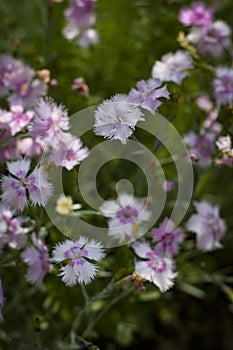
[94, 94, 144, 144]
[21, 233, 52, 285]
[186, 201, 227, 251]
[50, 133, 89, 170]
[52, 237, 105, 286]
[187, 21, 231, 58]
[184, 130, 216, 167]
[72, 77, 89, 96]
[152, 51, 193, 85]
[213, 67, 233, 107]
[132, 241, 176, 292]
[178, 2, 214, 27]
[100, 192, 152, 243]
[0, 204, 32, 249]
[1, 158, 53, 211]
[152, 217, 184, 257]
[31, 97, 69, 146]
[0, 279, 5, 321]
[55, 194, 82, 215]
[0, 104, 33, 136]
[162, 180, 174, 192]
[215, 136, 233, 167]
[128, 78, 169, 114]
[216, 136, 232, 153]
[78, 28, 99, 47]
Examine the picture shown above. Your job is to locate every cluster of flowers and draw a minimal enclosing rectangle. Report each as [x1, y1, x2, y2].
[63, 0, 99, 47]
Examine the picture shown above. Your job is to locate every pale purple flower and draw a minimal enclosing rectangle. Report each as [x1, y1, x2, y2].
[0, 279, 5, 321]
[184, 130, 216, 167]
[30, 97, 70, 146]
[213, 67, 233, 107]
[132, 241, 177, 292]
[1, 158, 53, 211]
[186, 201, 227, 251]
[100, 192, 152, 243]
[94, 94, 144, 144]
[63, 0, 96, 42]
[0, 105, 33, 136]
[152, 217, 184, 257]
[128, 78, 169, 114]
[152, 51, 193, 85]
[162, 180, 174, 192]
[196, 95, 213, 113]
[21, 233, 52, 285]
[50, 133, 89, 170]
[0, 55, 24, 97]
[78, 28, 99, 47]
[187, 21, 231, 58]
[52, 237, 105, 286]
[178, 2, 214, 27]
[0, 204, 32, 249]
[0, 130, 19, 163]
[216, 136, 232, 153]
[16, 137, 42, 158]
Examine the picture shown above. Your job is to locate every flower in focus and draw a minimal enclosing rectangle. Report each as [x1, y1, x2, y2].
[100, 192, 152, 243]
[186, 201, 227, 251]
[31, 97, 69, 146]
[50, 133, 89, 170]
[55, 194, 82, 215]
[0, 204, 32, 249]
[213, 67, 233, 107]
[94, 94, 144, 144]
[178, 2, 214, 27]
[52, 237, 105, 286]
[152, 51, 193, 85]
[132, 241, 177, 292]
[0, 279, 5, 321]
[187, 21, 231, 58]
[1, 158, 53, 211]
[21, 233, 52, 285]
[152, 217, 184, 257]
[128, 78, 170, 114]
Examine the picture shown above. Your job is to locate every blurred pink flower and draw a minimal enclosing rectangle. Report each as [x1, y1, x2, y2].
[178, 2, 213, 27]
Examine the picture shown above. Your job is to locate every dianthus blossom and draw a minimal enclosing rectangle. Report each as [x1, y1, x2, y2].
[213, 67, 233, 107]
[178, 2, 214, 27]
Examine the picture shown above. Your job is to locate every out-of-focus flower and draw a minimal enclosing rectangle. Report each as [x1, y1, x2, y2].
[1, 158, 53, 211]
[132, 241, 176, 292]
[184, 130, 216, 167]
[187, 21, 231, 58]
[216, 136, 232, 153]
[50, 133, 89, 170]
[31, 97, 69, 146]
[50, 79, 58, 87]
[21, 233, 52, 285]
[78, 28, 99, 47]
[0, 279, 5, 321]
[152, 51, 193, 85]
[37, 69, 50, 84]
[196, 95, 213, 113]
[100, 192, 152, 243]
[0, 105, 33, 136]
[162, 180, 174, 192]
[55, 194, 82, 215]
[213, 67, 233, 107]
[72, 77, 89, 96]
[128, 78, 169, 114]
[186, 201, 227, 251]
[152, 217, 184, 257]
[215, 135, 233, 167]
[0, 204, 32, 249]
[52, 237, 105, 286]
[178, 2, 214, 27]
[94, 94, 144, 144]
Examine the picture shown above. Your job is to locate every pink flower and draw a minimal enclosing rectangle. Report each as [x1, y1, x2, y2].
[1, 158, 53, 211]
[0, 204, 32, 249]
[72, 77, 89, 96]
[50, 133, 89, 170]
[100, 192, 152, 243]
[186, 201, 227, 251]
[30, 97, 70, 146]
[52, 237, 105, 286]
[152, 51, 193, 85]
[213, 67, 233, 107]
[21, 233, 52, 285]
[162, 180, 174, 192]
[178, 2, 214, 27]
[152, 218, 184, 257]
[132, 241, 177, 292]
[128, 78, 170, 114]
[187, 21, 231, 58]
[0, 105, 33, 136]
[94, 94, 144, 144]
